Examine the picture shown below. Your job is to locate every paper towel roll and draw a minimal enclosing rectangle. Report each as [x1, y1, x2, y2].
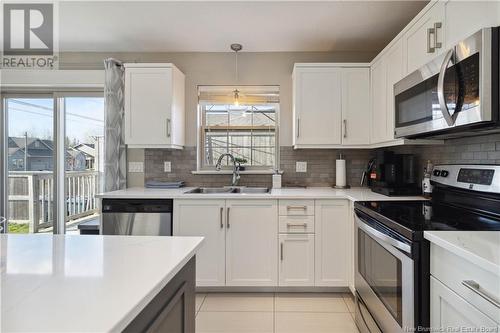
[336, 159, 347, 187]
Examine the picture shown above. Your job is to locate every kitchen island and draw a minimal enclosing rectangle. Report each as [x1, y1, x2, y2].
[1, 234, 203, 332]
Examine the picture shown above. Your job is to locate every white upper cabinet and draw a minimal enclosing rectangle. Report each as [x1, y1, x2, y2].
[341, 68, 370, 145]
[403, 1, 445, 74]
[293, 66, 343, 147]
[124, 63, 185, 149]
[370, 58, 387, 144]
[444, 0, 500, 47]
[293, 64, 370, 148]
[371, 38, 404, 144]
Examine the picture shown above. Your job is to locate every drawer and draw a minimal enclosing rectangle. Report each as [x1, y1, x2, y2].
[279, 200, 314, 216]
[430, 244, 500, 322]
[279, 216, 314, 234]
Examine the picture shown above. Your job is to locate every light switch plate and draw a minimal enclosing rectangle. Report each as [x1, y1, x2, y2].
[296, 161, 307, 173]
[164, 161, 172, 173]
[128, 162, 144, 173]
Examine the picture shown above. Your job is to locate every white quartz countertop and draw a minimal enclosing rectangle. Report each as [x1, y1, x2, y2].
[424, 231, 500, 275]
[1, 234, 203, 333]
[96, 186, 426, 202]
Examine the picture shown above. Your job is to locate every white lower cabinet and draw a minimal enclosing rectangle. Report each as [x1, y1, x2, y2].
[174, 198, 351, 289]
[431, 276, 498, 330]
[278, 234, 315, 286]
[315, 200, 350, 287]
[173, 200, 226, 286]
[225, 200, 278, 286]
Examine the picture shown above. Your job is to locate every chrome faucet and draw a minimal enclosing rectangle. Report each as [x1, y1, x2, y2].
[215, 153, 241, 186]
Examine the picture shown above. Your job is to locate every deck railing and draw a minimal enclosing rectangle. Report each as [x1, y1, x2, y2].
[8, 171, 100, 233]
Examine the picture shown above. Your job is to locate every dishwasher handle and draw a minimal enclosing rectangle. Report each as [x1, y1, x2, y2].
[102, 199, 173, 213]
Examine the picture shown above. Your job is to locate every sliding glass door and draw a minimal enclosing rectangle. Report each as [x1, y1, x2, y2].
[64, 95, 104, 234]
[1, 93, 104, 234]
[4, 96, 55, 234]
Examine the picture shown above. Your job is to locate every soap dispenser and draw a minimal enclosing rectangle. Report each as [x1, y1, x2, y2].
[272, 169, 282, 189]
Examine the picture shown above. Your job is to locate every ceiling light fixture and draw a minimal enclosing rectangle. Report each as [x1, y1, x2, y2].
[231, 43, 243, 107]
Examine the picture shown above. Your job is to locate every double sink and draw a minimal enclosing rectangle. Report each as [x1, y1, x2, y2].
[185, 187, 270, 194]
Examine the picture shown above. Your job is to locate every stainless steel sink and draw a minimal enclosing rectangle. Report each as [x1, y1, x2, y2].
[185, 187, 235, 194]
[184, 187, 270, 194]
[231, 187, 270, 194]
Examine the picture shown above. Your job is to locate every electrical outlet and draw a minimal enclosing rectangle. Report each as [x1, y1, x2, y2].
[296, 161, 307, 173]
[164, 161, 172, 173]
[128, 162, 144, 173]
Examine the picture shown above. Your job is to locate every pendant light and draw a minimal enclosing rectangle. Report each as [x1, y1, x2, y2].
[231, 43, 242, 107]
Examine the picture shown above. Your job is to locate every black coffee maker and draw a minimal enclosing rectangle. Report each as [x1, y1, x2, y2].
[361, 151, 420, 196]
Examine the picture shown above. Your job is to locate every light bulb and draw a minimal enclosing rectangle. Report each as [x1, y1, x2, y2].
[233, 89, 240, 106]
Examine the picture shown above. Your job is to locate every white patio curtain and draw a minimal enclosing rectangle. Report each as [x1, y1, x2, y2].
[103, 58, 126, 191]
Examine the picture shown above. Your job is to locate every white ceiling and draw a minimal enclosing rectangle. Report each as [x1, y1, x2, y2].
[59, 1, 428, 53]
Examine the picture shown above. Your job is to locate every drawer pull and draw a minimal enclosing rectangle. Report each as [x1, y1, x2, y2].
[287, 205, 307, 211]
[462, 280, 500, 308]
[287, 222, 307, 227]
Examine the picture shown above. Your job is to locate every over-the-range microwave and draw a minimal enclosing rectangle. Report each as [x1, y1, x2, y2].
[394, 27, 499, 139]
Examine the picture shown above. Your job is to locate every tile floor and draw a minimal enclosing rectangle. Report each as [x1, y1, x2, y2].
[195, 292, 359, 333]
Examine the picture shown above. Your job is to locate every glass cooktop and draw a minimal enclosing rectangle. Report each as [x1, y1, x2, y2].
[355, 200, 500, 241]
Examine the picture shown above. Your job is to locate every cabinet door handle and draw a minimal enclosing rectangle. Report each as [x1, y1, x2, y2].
[343, 119, 347, 138]
[434, 22, 442, 49]
[226, 207, 230, 228]
[296, 118, 300, 138]
[462, 280, 500, 308]
[166, 118, 171, 138]
[280, 242, 284, 261]
[220, 207, 224, 229]
[427, 27, 435, 53]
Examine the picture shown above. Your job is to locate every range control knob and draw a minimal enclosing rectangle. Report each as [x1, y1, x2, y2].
[441, 170, 449, 177]
[433, 170, 441, 176]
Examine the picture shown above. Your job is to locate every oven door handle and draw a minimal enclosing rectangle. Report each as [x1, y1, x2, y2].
[437, 48, 459, 127]
[356, 218, 412, 255]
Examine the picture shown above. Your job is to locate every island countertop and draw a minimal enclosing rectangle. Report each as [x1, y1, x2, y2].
[1, 234, 203, 333]
[424, 231, 500, 275]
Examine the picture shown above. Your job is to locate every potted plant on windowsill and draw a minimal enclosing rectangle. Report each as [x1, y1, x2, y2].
[234, 157, 248, 171]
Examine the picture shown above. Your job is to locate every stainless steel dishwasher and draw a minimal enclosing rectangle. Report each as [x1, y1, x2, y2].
[101, 199, 173, 236]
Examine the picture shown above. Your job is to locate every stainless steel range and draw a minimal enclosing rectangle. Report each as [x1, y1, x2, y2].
[354, 164, 500, 332]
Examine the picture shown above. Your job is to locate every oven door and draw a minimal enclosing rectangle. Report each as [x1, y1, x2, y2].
[355, 213, 415, 333]
[394, 28, 491, 138]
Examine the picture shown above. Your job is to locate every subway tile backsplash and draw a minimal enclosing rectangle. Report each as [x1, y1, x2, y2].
[143, 133, 500, 188]
[144, 147, 372, 187]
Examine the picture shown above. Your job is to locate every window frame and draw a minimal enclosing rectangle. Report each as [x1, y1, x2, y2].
[196, 85, 280, 173]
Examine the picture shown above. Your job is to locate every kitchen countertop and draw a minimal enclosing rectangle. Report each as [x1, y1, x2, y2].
[424, 231, 500, 276]
[96, 186, 426, 202]
[1, 234, 203, 333]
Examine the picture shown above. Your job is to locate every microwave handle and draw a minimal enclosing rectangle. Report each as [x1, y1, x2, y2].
[437, 49, 458, 127]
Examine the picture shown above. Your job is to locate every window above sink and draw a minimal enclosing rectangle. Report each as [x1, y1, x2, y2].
[197, 85, 280, 173]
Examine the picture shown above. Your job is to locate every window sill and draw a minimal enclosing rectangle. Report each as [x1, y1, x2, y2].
[192, 170, 282, 175]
